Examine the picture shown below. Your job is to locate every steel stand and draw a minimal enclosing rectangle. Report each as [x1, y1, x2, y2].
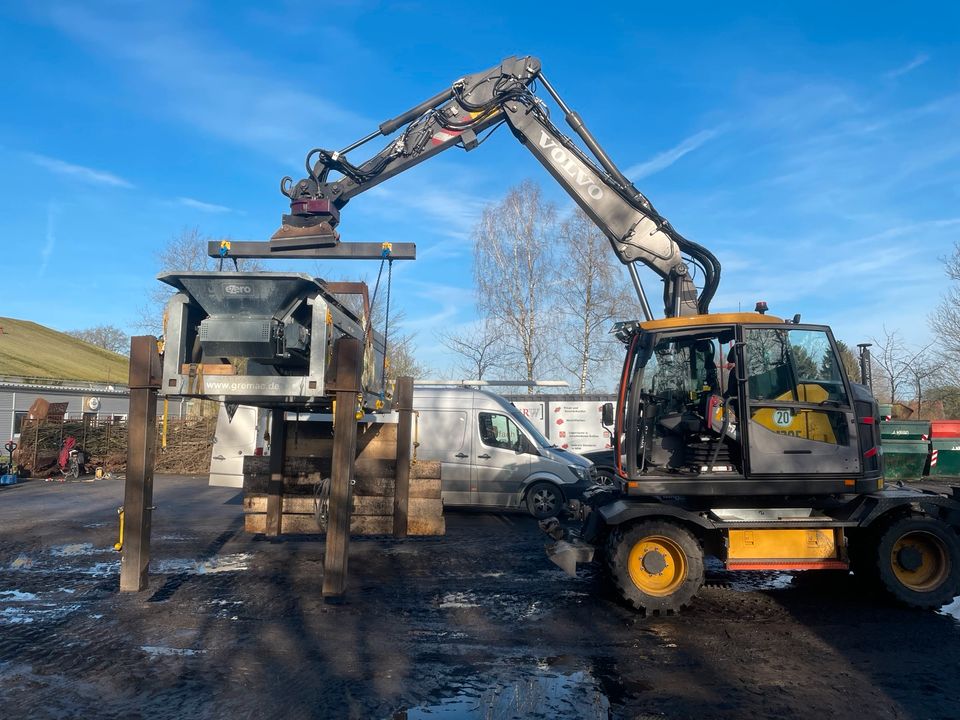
[322, 338, 362, 603]
[120, 336, 161, 592]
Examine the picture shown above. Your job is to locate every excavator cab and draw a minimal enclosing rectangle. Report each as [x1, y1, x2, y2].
[614, 313, 882, 496]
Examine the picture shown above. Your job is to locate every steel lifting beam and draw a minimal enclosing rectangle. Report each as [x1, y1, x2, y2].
[206, 240, 416, 260]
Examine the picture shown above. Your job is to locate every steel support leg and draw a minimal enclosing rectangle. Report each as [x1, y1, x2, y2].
[120, 336, 161, 592]
[393, 376, 414, 539]
[265, 409, 286, 537]
[322, 338, 362, 602]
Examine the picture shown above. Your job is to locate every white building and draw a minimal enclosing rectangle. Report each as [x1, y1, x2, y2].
[0, 375, 130, 441]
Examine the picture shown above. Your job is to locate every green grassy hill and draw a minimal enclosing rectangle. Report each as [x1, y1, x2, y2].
[0, 317, 129, 384]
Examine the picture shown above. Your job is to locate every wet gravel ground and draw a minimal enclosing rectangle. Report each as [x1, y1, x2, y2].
[1, 475, 959, 719]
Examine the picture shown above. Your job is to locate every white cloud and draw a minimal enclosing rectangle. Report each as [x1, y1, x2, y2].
[27, 153, 133, 188]
[885, 53, 930, 80]
[177, 197, 232, 213]
[42, 5, 367, 160]
[397, 282, 467, 332]
[625, 127, 724, 180]
[39, 203, 59, 277]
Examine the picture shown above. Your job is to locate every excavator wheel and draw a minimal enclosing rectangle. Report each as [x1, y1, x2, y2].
[606, 520, 704, 615]
[875, 515, 960, 609]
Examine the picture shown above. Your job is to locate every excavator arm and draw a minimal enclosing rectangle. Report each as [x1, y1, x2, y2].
[276, 55, 719, 318]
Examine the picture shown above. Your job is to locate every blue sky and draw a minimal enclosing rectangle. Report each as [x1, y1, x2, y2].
[1, 1, 958, 376]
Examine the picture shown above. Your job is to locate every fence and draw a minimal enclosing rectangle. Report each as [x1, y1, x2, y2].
[15, 414, 217, 476]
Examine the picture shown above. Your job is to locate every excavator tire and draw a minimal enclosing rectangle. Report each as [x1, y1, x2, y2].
[606, 519, 704, 615]
[875, 515, 960, 609]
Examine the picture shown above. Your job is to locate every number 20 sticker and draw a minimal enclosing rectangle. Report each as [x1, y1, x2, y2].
[773, 409, 793, 427]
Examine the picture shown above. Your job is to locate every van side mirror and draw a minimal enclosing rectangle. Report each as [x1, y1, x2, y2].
[601, 402, 614, 428]
[518, 435, 539, 455]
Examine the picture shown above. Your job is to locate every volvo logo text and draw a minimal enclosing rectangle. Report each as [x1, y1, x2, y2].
[538, 131, 604, 200]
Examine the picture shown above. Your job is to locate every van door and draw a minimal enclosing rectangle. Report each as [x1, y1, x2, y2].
[208, 404, 259, 488]
[472, 411, 532, 507]
[416, 409, 472, 505]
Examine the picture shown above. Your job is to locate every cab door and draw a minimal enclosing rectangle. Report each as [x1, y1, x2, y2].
[471, 411, 532, 507]
[740, 325, 861, 477]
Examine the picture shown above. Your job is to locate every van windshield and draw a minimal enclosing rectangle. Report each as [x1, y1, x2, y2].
[507, 405, 552, 447]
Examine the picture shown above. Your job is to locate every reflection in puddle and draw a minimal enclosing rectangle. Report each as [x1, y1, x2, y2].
[392, 658, 611, 720]
[152, 553, 252, 575]
[704, 558, 795, 592]
[720, 571, 795, 591]
[939, 597, 960, 622]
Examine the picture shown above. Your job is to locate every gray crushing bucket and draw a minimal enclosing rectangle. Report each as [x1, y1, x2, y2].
[158, 272, 386, 408]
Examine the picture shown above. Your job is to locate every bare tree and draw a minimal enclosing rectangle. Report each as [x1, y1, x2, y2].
[902, 343, 940, 418]
[386, 333, 430, 381]
[473, 180, 560, 390]
[437, 319, 507, 380]
[871, 328, 940, 415]
[931, 241, 960, 355]
[870, 328, 912, 405]
[930, 240, 960, 392]
[67, 325, 130, 355]
[555, 209, 634, 394]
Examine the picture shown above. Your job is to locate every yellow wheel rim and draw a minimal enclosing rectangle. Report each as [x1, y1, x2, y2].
[891, 531, 950, 592]
[627, 535, 687, 597]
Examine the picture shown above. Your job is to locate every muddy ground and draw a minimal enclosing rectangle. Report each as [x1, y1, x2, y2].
[0, 475, 958, 719]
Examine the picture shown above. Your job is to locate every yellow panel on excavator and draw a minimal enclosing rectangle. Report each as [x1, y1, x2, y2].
[727, 528, 842, 560]
[750, 385, 839, 444]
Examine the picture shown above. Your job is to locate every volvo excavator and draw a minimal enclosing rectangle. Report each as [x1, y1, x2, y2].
[274, 55, 960, 614]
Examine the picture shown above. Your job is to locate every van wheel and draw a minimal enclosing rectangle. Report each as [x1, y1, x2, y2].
[526, 482, 562, 519]
[606, 520, 704, 615]
[875, 515, 960, 608]
[595, 468, 617, 486]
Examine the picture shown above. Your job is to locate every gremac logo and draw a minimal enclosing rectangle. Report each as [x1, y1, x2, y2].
[224, 284, 252, 295]
[538, 131, 604, 200]
[205, 380, 281, 392]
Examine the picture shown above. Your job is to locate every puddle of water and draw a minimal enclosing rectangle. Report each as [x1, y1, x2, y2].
[0, 603, 82, 625]
[393, 660, 610, 720]
[0, 590, 38, 601]
[939, 597, 960, 622]
[437, 592, 481, 609]
[140, 645, 206, 657]
[153, 552, 252, 575]
[724, 572, 795, 591]
[50, 543, 97, 557]
[77, 561, 120, 577]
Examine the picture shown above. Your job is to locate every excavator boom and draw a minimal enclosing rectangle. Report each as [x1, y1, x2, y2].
[276, 55, 719, 317]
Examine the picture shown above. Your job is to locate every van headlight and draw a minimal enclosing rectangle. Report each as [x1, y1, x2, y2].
[567, 465, 588, 482]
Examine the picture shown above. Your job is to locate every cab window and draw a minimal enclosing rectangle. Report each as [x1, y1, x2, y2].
[479, 412, 523, 451]
[744, 328, 848, 405]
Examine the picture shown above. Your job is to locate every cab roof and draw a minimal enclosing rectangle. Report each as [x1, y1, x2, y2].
[638, 312, 784, 332]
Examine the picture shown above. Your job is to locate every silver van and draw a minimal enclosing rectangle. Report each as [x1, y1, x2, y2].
[413, 386, 596, 518]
